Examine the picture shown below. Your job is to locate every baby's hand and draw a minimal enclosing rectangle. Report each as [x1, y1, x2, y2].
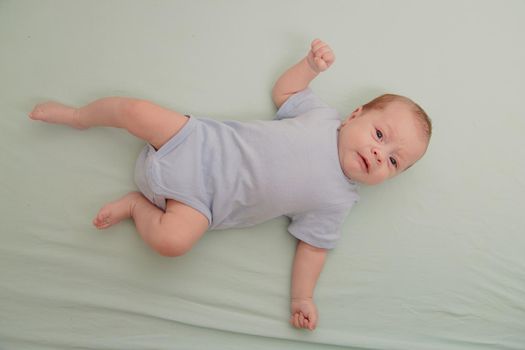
[290, 298, 318, 331]
[306, 39, 335, 73]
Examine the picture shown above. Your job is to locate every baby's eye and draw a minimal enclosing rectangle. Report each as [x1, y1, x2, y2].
[390, 157, 398, 168]
[376, 129, 383, 139]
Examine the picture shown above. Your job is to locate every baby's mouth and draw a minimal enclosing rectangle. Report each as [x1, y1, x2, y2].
[359, 153, 369, 173]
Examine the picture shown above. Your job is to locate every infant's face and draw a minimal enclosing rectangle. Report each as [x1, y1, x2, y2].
[337, 101, 428, 185]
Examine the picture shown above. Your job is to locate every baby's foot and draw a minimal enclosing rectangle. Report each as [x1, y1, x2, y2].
[29, 102, 87, 130]
[93, 192, 143, 229]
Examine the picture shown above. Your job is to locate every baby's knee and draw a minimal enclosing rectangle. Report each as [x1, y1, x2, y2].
[151, 207, 207, 258]
[155, 232, 193, 258]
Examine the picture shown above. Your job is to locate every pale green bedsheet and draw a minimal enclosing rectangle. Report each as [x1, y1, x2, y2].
[1, 1, 524, 349]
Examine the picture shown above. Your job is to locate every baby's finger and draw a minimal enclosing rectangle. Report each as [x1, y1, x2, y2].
[293, 313, 300, 328]
[298, 315, 305, 329]
[322, 51, 335, 64]
[298, 312, 305, 328]
[311, 38, 322, 50]
[303, 317, 311, 329]
[314, 57, 328, 71]
[314, 46, 331, 59]
[309, 313, 318, 330]
[304, 320, 314, 331]
[312, 42, 328, 56]
[303, 315, 310, 329]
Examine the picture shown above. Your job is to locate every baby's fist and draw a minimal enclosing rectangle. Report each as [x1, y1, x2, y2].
[306, 39, 335, 73]
[290, 298, 318, 331]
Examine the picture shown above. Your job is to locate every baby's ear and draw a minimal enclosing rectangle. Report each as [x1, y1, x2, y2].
[349, 106, 363, 120]
[341, 107, 363, 127]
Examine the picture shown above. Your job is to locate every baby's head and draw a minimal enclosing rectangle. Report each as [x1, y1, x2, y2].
[337, 94, 432, 185]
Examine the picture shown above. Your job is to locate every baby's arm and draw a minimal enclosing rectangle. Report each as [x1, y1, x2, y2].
[290, 240, 327, 331]
[272, 39, 335, 109]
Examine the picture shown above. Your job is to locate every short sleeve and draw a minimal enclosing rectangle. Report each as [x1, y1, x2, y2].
[275, 88, 331, 120]
[287, 203, 353, 250]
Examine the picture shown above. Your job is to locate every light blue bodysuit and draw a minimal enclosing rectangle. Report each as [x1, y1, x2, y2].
[134, 88, 359, 249]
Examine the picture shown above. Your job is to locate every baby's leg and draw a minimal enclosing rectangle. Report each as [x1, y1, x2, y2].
[94, 193, 208, 257]
[30, 97, 189, 150]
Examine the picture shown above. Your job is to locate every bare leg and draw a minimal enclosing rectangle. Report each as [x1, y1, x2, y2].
[31, 97, 204, 254]
[29, 97, 189, 149]
[94, 192, 209, 257]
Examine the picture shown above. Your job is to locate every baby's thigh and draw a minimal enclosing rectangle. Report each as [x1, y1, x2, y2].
[129, 100, 189, 150]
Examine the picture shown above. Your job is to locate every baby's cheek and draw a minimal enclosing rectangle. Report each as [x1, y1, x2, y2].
[375, 168, 392, 184]
[387, 168, 399, 180]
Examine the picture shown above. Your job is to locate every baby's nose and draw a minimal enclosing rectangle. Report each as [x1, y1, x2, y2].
[372, 149, 384, 164]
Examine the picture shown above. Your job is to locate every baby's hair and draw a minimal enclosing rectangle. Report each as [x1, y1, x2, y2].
[363, 94, 432, 140]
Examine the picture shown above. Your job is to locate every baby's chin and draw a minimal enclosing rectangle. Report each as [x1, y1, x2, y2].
[347, 173, 387, 186]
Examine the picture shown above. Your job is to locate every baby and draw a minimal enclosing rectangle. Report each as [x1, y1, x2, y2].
[29, 39, 431, 331]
